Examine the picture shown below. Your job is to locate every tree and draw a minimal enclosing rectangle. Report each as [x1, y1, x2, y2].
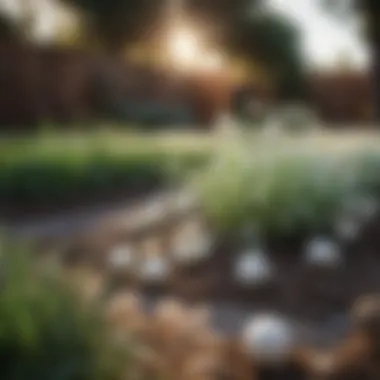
[0, 14, 20, 41]
[60, 0, 164, 53]
[62, 0, 307, 100]
[184, 1, 308, 100]
[227, 10, 308, 101]
[61, 0, 258, 52]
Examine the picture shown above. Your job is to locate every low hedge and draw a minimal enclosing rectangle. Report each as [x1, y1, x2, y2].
[0, 131, 211, 208]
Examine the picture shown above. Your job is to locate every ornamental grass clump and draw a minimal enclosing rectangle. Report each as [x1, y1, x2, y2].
[194, 138, 380, 239]
[0, 244, 134, 380]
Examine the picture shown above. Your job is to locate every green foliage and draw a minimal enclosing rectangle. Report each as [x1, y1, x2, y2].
[0, 243, 131, 380]
[194, 134, 380, 237]
[0, 14, 22, 41]
[0, 131, 211, 207]
[228, 10, 308, 100]
[61, 0, 162, 51]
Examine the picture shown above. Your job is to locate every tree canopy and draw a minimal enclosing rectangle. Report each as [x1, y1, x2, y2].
[0, 14, 22, 42]
[61, 0, 307, 99]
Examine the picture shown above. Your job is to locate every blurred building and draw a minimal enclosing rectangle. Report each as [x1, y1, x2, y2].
[0, 39, 237, 129]
[310, 68, 373, 124]
[0, 36, 374, 130]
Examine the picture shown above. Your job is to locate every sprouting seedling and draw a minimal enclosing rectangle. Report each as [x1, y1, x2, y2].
[234, 248, 274, 287]
[241, 313, 296, 364]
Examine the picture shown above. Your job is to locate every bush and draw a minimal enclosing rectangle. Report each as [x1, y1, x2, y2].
[194, 136, 380, 237]
[0, 243, 132, 380]
[0, 132, 211, 208]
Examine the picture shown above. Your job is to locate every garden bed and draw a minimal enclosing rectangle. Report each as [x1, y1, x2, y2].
[30, 200, 380, 348]
[10, 130, 380, 347]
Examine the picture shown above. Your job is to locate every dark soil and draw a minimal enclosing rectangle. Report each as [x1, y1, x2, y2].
[8, 197, 380, 347]
[138, 215, 380, 346]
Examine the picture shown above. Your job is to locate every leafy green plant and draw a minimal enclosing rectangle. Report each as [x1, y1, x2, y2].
[0, 244, 133, 380]
[194, 136, 380, 237]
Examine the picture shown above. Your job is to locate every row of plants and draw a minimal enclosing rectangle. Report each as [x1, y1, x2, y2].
[0, 131, 211, 207]
[194, 132, 380, 238]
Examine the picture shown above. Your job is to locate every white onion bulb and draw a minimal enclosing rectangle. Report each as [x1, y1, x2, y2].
[234, 250, 274, 287]
[242, 313, 295, 363]
[172, 231, 213, 265]
[138, 257, 171, 284]
[109, 245, 134, 271]
[304, 237, 343, 268]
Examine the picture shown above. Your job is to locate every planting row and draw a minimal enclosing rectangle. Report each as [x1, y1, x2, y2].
[0, 132, 211, 209]
[194, 134, 380, 238]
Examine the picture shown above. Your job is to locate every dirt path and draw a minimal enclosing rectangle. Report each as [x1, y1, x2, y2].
[4, 189, 170, 240]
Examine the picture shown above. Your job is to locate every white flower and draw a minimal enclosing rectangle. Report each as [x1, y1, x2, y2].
[241, 313, 295, 363]
[172, 229, 213, 265]
[234, 249, 274, 287]
[138, 257, 171, 284]
[109, 245, 134, 271]
[304, 237, 343, 267]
